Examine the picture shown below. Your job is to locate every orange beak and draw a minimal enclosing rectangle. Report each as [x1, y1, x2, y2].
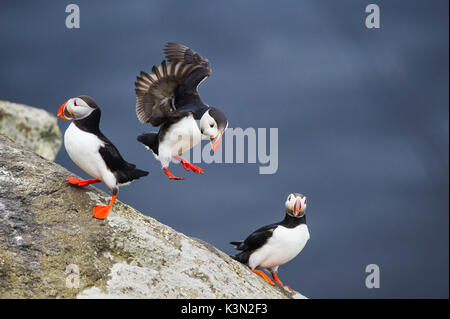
[57, 100, 71, 119]
[210, 130, 223, 153]
[294, 198, 302, 216]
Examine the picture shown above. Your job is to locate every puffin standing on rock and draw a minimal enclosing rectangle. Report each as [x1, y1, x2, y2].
[230, 193, 310, 290]
[57, 95, 148, 219]
[135, 42, 228, 180]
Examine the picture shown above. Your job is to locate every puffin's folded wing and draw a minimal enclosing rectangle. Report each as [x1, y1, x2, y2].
[242, 224, 278, 252]
[96, 134, 132, 170]
[98, 136, 148, 184]
[135, 60, 201, 126]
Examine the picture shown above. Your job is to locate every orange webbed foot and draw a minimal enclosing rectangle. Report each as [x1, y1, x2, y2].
[252, 270, 275, 286]
[175, 156, 204, 174]
[67, 176, 101, 186]
[182, 162, 204, 174]
[92, 205, 111, 220]
[169, 175, 185, 180]
[92, 195, 116, 220]
[181, 162, 190, 171]
[163, 168, 184, 180]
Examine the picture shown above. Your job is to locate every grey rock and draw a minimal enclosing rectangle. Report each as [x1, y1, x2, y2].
[0, 135, 305, 299]
[0, 100, 61, 161]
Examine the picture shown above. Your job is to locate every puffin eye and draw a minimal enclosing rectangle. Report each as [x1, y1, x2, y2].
[74, 100, 78, 106]
[209, 123, 214, 128]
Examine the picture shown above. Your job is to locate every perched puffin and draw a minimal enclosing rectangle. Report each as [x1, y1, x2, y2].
[230, 193, 310, 289]
[135, 42, 228, 180]
[57, 95, 148, 219]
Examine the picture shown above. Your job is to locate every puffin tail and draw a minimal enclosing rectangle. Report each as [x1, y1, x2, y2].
[230, 240, 247, 250]
[232, 250, 251, 265]
[127, 167, 149, 180]
[229, 241, 250, 265]
[116, 165, 149, 185]
[230, 241, 243, 248]
[137, 132, 159, 155]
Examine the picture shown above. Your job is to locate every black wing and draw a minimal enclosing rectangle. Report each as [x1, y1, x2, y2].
[135, 60, 202, 126]
[231, 223, 279, 252]
[97, 134, 148, 184]
[164, 42, 212, 108]
[98, 135, 129, 170]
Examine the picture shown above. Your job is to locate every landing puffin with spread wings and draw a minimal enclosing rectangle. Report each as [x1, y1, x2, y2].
[135, 43, 228, 180]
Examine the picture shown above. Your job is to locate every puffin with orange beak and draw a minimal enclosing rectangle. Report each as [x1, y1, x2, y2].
[230, 193, 310, 290]
[135, 42, 228, 180]
[57, 95, 148, 219]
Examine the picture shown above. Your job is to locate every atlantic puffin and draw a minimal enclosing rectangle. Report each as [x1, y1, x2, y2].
[135, 42, 228, 180]
[230, 193, 310, 289]
[57, 95, 148, 219]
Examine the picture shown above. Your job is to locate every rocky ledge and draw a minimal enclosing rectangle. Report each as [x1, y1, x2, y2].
[0, 135, 305, 298]
[0, 100, 61, 161]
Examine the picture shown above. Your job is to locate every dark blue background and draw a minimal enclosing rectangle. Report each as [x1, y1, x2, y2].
[1, 1, 448, 298]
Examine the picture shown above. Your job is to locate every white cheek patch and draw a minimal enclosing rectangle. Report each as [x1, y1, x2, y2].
[200, 111, 215, 135]
[285, 196, 295, 210]
[302, 198, 307, 210]
[74, 105, 94, 120]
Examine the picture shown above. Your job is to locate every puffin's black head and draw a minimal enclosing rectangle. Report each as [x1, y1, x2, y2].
[57, 95, 99, 120]
[285, 193, 307, 218]
[199, 107, 228, 153]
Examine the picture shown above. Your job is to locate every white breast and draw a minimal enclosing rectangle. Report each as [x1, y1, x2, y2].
[248, 224, 310, 270]
[64, 123, 117, 189]
[157, 115, 203, 167]
[165, 115, 203, 154]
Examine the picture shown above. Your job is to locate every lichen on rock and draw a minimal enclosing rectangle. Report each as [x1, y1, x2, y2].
[0, 135, 305, 298]
[0, 100, 61, 161]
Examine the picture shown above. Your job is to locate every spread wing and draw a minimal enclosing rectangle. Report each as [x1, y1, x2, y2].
[135, 60, 201, 126]
[164, 43, 212, 108]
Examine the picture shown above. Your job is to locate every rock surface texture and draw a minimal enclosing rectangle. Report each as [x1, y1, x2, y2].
[0, 135, 305, 298]
[0, 100, 61, 161]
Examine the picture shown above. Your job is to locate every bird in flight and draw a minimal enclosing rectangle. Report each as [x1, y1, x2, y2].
[135, 43, 228, 180]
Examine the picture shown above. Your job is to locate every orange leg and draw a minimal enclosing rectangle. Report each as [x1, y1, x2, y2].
[174, 156, 204, 174]
[67, 176, 101, 186]
[163, 168, 184, 180]
[252, 270, 275, 286]
[272, 273, 284, 286]
[92, 195, 116, 220]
